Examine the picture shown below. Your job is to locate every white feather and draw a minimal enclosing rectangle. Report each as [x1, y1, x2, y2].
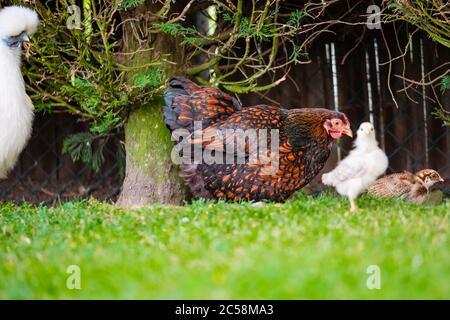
[0, 6, 39, 179]
[322, 122, 388, 201]
[0, 6, 39, 39]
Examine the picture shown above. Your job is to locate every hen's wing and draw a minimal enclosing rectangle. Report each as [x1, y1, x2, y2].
[195, 105, 287, 175]
[192, 105, 283, 158]
[186, 106, 310, 201]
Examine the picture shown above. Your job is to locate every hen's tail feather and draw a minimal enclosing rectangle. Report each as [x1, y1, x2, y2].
[163, 77, 241, 133]
[180, 164, 214, 199]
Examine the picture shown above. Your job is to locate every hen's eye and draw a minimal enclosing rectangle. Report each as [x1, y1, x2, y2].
[5, 37, 20, 48]
[9, 40, 19, 47]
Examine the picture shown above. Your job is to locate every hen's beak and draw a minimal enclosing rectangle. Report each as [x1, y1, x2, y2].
[342, 127, 353, 138]
[20, 34, 30, 42]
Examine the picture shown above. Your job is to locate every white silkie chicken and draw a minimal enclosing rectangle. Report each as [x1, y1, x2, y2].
[322, 122, 388, 212]
[0, 6, 39, 179]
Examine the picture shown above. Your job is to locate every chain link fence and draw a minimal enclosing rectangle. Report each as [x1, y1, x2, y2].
[0, 114, 123, 204]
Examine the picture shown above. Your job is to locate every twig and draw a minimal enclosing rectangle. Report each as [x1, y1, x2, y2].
[168, 0, 195, 23]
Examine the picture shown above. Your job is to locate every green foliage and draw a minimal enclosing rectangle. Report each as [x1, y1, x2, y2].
[434, 108, 450, 127]
[62, 131, 125, 174]
[386, 1, 402, 11]
[222, 12, 234, 23]
[433, 76, 450, 126]
[62, 132, 105, 172]
[290, 44, 308, 64]
[440, 75, 450, 94]
[116, 0, 146, 11]
[89, 113, 123, 135]
[65, 78, 101, 113]
[9, 0, 165, 171]
[154, 22, 196, 36]
[238, 17, 275, 42]
[154, 22, 204, 46]
[386, 0, 450, 48]
[179, 1, 321, 93]
[287, 9, 307, 28]
[133, 67, 164, 90]
[153, 22, 200, 46]
[235, 5, 279, 43]
[0, 195, 448, 298]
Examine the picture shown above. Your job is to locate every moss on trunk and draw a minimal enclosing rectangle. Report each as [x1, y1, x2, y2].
[117, 4, 189, 206]
[117, 98, 188, 206]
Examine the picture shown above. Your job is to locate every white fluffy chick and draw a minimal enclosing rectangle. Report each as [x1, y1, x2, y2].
[322, 122, 388, 212]
[0, 6, 39, 179]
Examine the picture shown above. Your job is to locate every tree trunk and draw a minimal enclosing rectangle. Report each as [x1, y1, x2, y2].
[117, 5, 189, 207]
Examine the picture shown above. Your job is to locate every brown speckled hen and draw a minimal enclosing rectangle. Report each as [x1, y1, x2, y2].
[163, 77, 353, 202]
[368, 169, 444, 204]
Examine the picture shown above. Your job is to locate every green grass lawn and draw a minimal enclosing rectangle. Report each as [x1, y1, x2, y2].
[0, 194, 448, 299]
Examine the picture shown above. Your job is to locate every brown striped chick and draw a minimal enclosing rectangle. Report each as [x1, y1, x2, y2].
[368, 169, 444, 204]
